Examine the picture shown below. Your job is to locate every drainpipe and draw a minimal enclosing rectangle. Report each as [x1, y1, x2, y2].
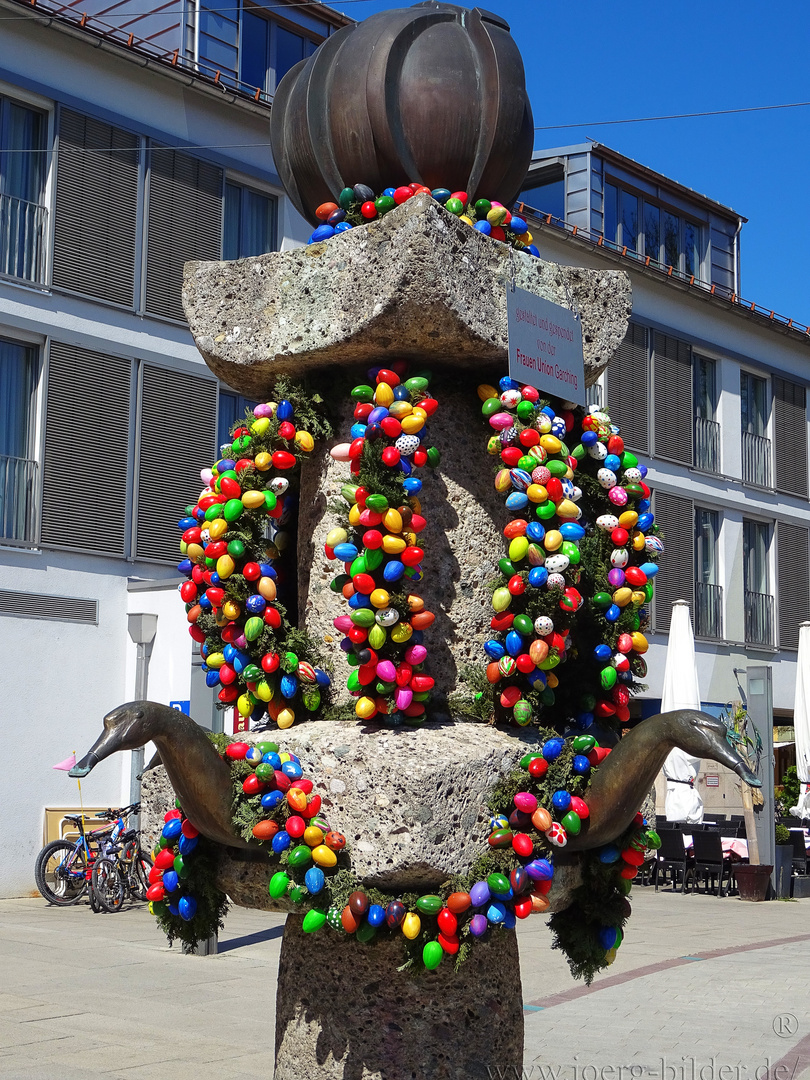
[733, 217, 743, 295]
[127, 613, 158, 812]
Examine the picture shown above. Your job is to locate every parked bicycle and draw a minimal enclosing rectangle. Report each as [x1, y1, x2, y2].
[34, 804, 140, 907]
[90, 819, 153, 913]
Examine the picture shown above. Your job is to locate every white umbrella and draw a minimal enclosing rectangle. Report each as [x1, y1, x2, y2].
[789, 621, 810, 821]
[661, 599, 704, 824]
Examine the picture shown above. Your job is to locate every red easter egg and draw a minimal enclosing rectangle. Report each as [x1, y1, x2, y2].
[528, 756, 549, 779]
[155, 848, 176, 870]
[412, 448, 428, 466]
[361, 201, 377, 220]
[570, 796, 589, 819]
[218, 685, 238, 702]
[261, 652, 279, 673]
[402, 546, 423, 566]
[325, 831, 346, 850]
[438, 932, 460, 954]
[180, 581, 197, 603]
[382, 447, 401, 467]
[380, 416, 402, 438]
[146, 883, 166, 902]
[514, 897, 533, 920]
[181, 820, 200, 838]
[508, 574, 526, 595]
[500, 447, 522, 466]
[512, 833, 534, 857]
[416, 396, 438, 416]
[278, 421, 296, 441]
[500, 685, 522, 708]
[242, 773, 265, 795]
[272, 451, 296, 470]
[264, 607, 282, 628]
[354, 402, 373, 420]
[376, 368, 400, 386]
[285, 815, 306, 839]
[611, 528, 629, 547]
[302, 795, 322, 818]
[519, 428, 540, 447]
[516, 653, 535, 674]
[393, 186, 413, 205]
[490, 612, 514, 632]
[243, 562, 261, 581]
[363, 530, 383, 549]
[225, 741, 249, 759]
[624, 566, 647, 587]
[546, 478, 563, 502]
[437, 908, 458, 936]
[348, 437, 365, 461]
[315, 201, 338, 221]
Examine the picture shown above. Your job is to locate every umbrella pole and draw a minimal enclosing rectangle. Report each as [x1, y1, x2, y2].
[741, 775, 760, 864]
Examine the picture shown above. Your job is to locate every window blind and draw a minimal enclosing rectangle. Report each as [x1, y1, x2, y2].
[606, 321, 648, 453]
[773, 377, 808, 498]
[651, 491, 695, 633]
[777, 522, 809, 650]
[652, 332, 693, 466]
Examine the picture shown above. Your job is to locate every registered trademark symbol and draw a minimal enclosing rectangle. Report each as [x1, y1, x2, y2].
[773, 1014, 799, 1038]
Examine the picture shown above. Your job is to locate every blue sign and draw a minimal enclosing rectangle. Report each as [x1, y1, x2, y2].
[169, 700, 190, 715]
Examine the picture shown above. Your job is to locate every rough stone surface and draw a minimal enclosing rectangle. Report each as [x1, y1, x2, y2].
[274, 914, 523, 1080]
[183, 194, 631, 397]
[140, 764, 174, 854]
[298, 384, 537, 712]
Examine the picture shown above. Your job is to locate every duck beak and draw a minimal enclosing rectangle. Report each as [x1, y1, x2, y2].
[734, 759, 762, 788]
[69, 750, 100, 778]
[69, 707, 140, 778]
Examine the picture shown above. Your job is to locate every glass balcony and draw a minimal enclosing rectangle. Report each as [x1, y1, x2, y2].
[695, 582, 723, 639]
[0, 454, 38, 545]
[0, 193, 48, 284]
[741, 431, 771, 488]
[694, 416, 720, 473]
[744, 590, 774, 648]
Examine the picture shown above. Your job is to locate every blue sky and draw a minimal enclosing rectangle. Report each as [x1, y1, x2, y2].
[337, 0, 810, 325]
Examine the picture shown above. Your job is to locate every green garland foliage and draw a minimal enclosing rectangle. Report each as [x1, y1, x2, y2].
[152, 837, 229, 951]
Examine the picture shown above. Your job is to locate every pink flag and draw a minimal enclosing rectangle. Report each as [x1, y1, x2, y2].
[52, 753, 77, 772]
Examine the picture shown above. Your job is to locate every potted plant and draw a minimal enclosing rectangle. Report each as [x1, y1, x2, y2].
[774, 823, 793, 898]
[723, 701, 772, 901]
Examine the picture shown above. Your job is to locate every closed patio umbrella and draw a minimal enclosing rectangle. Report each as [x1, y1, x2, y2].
[789, 621, 810, 821]
[661, 600, 704, 824]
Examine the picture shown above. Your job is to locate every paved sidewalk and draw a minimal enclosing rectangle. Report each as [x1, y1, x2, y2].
[0, 889, 808, 1079]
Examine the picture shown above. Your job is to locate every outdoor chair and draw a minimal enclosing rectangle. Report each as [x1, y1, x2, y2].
[718, 823, 740, 838]
[654, 828, 693, 892]
[791, 831, 808, 875]
[729, 815, 745, 827]
[688, 831, 732, 897]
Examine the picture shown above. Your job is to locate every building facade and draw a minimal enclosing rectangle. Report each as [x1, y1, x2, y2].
[521, 143, 810, 816]
[0, 0, 348, 896]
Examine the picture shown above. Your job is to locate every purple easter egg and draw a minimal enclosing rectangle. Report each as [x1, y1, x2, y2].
[469, 913, 488, 938]
[470, 880, 491, 907]
[525, 858, 554, 881]
[607, 568, 626, 588]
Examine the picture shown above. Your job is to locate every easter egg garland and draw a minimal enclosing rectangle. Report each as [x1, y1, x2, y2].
[473, 379, 661, 733]
[325, 363, 440, 726]
[308, 182, 539, 256]
[176, 379, 333, 731]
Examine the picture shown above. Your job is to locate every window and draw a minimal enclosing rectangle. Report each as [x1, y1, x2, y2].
[740, 371, 771, 487]
[0, 338, 38, 544]
[743, 519, 773, 647]
[520, 176, 565, 220]
[772, 377, 808, 498]
[652, 491, 694, 632]
[239, 11, 317, 96]
[695, 508, 722, 638]
[602, 178, 703, 279]
[223, 182, 277, 260]
[777, 523, 810, 650]
[694, 356, 719, 472]
[219, 391, 258, 450]
[0, 96, 47, 283]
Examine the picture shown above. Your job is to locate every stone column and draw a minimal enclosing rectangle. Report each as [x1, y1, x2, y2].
[182, 196, 630, 1079]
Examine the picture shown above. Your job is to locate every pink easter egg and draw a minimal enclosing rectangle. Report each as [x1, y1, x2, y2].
[333, 616, 353, 633]
[531, 466, 551, 485]
[514, 791, 538, 814]
[404, 644, 427, 665]
[253, 403, 273, 418]
[489, 412, 514, 431]
[376, 660, 397, 683]
[394, 687, 413, 710]
[608, 486, 628, 506]
[330, 442, 352, 462]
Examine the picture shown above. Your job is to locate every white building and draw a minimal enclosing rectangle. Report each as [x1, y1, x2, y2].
[520, 143, 810, 815]
[0, 0, 348, 897]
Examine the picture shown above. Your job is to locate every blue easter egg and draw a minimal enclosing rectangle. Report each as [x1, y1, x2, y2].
[403, 477, 422, 494]
[541, 405, 556, 418]
[246, 594, 266, 615]
[334, 221, 353, 233]
[640, 561, 659, 578]
[162, 870, 179, 893]
[367, 904, 385, 927]
[593, 644, 612, 661]
[474, 220, 492, 235]
[384, 561, 405, 582]
[245, 747, 263, 765]
[552, 790, 571, 812]
[543, 738, 564, 761]
[510, 216, 528, 234]
[179, 895, 198, 922]
[198, 595, 212, 612]
[605, 454, 621, 471]
[262, 751, 281, 768]
[527, 245, 540, 257]
[350, 423, 367, 439]
[272, 831, 291, 854]
[178, 516, 196, 531]
[314, 668, 331, 687]
[637, 513, 654, 531]
[280, 674, 298, 699]
[383, 187, 396, 198]
[261, 790, 284, 809]
[486, 902, 506, 925]
[598, 925, 618, 950]
[304, 867, 325, 895]
[168, 902, 180, 916]
[605, 604, 621, 622]
[162, 818, 182, 841]
[394, 385, 409, 400]
[509, 468, 532, 492]
[525, 858, 553, 881]
[599, 844, 621, 864]
[502, 910, 517, 930]
[484, 639, 506, 660]
[260, 563, 277, 579]
[277, 401, 294, 422]
[205, 670, 220, 688]
[573, 754, 591, 774]
[178, 834, 198, 856]
[309, 224, 334, 243]
[581, 430, 597, 446]
[526, 521, 545, 542]
[528, 567, 548, 588]
[638, 465, 648, 478]
[528, 670, 547, 689]
[177, 558, 193, 575]
[499, 376, 520, 392]
[576, 712, 594, 730]
[348, 592, 371, 609]
[399, 458, 412, 475]
[431, 188, 451, 203]
[560, 522, 585, 541]
[505, 630, 524, 656]
[281, 760, 303, 780]
[368, 406, 388, 425]
[333, 543, 359, 562]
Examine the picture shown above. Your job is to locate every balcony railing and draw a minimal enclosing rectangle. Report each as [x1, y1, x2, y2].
[741, 431, 771, 488]
[0, 193, 48, 284]
[695, 416, 720, 473]
[744, 590, 774, 648]
[0, 454, 38, 545]
[695, 582, 723, 639]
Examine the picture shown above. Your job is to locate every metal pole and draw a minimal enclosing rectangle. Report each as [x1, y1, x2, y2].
[127, 613, 158, 818]
[746, 665, 775, 891]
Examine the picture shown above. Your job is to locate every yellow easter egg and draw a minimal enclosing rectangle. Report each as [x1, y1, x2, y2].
[402, 530, 416, 546]
[356, 696, 377, 719]
[278, 752, 291, 763]
[539, 434, 562, 455]
[407, 593, 425, 613]
[618, 511, 639, 530]
[509, 536, 529, 562]
[311, 844, 337, 868]
[370, 588, 390, 609]
[375, 382, 394, 408]
[348, 503, 362, 526]
[326, 528, 348, 548]
[391, 621, 413, 643]
[277, 708, 295, 729]
[536, 414, 552, 434]
[179, 540, 187, 554]
[216, 554, 236, 579]
[631, 632, 649, 654]
[206, 652, 225, 669]
[251, 417, 270, 436]
[295, 430, 314, 452]
[546, 672, 559, 688]
[402, 912, 421, 939]
[215, 609, 228, 627]
[255, 681, 273, 702]
[411, 407, 427, 422]
[401, 414, 425, 435]
[237, 694, 253, 717]
[487, 205, 508, 226]
[478, 384, 499, 402]
[258, 577, 277, 601]
[389, 400, 413, 419]
[209, 518, 228, 539]
[487, 436, 502, 455]
[556, 499, 580, 521]
[303, 826, 324, 848]
[254, 451, 272, 471]
[241, 490, 266, 510]
[222, 599, 241, 620]
[494, 469, 512, 493]
[368, 624, 387, 649]
[492, 587, 512, 611]
[274, 530, 290, 552]
[524, 231, 533, 244]
[543, 530, 563, 552]
[631, 590, 646, 606]
[383, 508, 403, 533]
[632, 531, 646, 551]
[382, 535, 406, 554]
[612, 587, 633, 608]
[460, 214, 474, 226]
[409, 497, 422, 513]
[527, 484, 548, 503]
[186, 543, 204, 563]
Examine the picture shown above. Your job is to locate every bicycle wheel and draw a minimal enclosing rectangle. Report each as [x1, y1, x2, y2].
[34, 841, 89, 906]
[131, 849, 152, 902]
[91, 858, 125, 913]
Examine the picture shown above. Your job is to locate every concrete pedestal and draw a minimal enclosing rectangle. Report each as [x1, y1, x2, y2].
[274, 914, 523, 1080]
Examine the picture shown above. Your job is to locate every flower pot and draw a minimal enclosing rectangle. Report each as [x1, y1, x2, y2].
[734, 863, 773, 901]
[774, 845, 793, 898]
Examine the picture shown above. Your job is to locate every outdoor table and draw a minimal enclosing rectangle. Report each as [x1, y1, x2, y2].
[681, 834, 748, 861]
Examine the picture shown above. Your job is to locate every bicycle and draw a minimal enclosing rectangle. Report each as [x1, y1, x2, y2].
[90, 821, 153, 914]
[34, 804, 139, 907]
